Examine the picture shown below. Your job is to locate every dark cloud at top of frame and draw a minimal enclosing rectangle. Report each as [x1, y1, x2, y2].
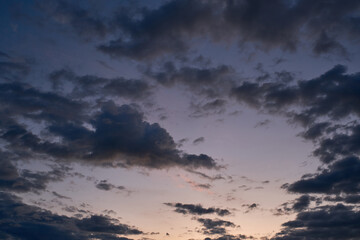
[95, 0, 360, 60]
[9, 0, 360, 61]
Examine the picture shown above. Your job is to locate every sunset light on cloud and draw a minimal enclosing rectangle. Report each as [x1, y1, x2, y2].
[1, 1, 360, 239]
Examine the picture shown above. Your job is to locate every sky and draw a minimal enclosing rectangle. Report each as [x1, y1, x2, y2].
[1, 0, 360, 240]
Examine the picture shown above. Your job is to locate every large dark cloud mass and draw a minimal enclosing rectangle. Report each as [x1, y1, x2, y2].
[0, 75, 217, 170]
[95, 0, 360, 60]
[1, 101, 218, 169]
[23, 0, 360, 60]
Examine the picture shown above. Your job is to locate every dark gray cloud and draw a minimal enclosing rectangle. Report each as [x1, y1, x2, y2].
[230, 63, 360, 240]
[10, 0, 360, 62]
[274, 204, 360, 240]
[205, 234, 254, 240]
[274, 195, 315, 216]
[0, 81, 85, 124]
[197, 218, 236, 235]
[0, 192, 142, 240]
[312, 123, 360, 163]
[242, 203, 258, 213]
[95, 180, 126, 191]
[98, 0, 221, 60]
[0, 79, 217, 170]
[232, 65, 360, 126]
[164, 203, 231, 217]
[186, 169, 226, 181]
[45, 102, 218, 169]
[300, 122, 331, 141]
[323, 194, 360, 204]
[95, 0, 360, 60]
[52, 191, 71, 199]
[232, 65, 360, 163]
[292, 195, 312, 212]
[284, 156, 360, 195]
[0, 158, 66, 193]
